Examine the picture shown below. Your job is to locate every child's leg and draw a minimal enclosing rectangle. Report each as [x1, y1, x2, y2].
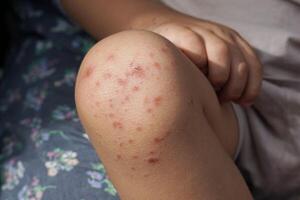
[75, 30, 252, 200]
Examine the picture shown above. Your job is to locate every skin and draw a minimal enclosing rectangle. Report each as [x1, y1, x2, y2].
[60, 0, 263, 198]
[75, 30, 253, 200]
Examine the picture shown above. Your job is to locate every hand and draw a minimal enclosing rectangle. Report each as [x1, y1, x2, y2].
[142, 13, 263, 106]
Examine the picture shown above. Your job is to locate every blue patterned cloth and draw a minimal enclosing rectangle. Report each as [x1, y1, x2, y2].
[0, 0, 120, 199]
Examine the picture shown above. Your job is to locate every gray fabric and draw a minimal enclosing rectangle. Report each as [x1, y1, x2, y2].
[162, 0, 300, 199]
[231, 103, 247, 161]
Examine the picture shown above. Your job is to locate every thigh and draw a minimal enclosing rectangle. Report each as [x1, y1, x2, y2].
[75, 30, 251, 200]
[202, 92, 239, 159]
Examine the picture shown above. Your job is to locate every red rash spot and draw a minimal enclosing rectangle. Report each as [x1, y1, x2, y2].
[128, 139, 134, 144]
[154, 62, 161, 70]
[117, 78, 128, 86]
[136, 127, 143, 132]
[128, 61, 134, 68]
[108, 113, 115, 118]
[147, 108, 152, 113]
[149, 151, 155, 155]
[132, 155, 139, 159]
[165, 131, 171, 136]
[125, 96, 130, 101]
[109, 104, 114, 108]
[113, 121, 123, 129]
[116, 154, 122, 160]
[153, 96, 163, 107]
[148, 158, 159, 164]
[119, 142, 124, 147]
[106, 54, 115, 61]
[132, 86, 139, 92]
[84, 66, 94, 78]
[130, 66, 145, 78]
[131, 167, 136, 171]
[103, 73, 112, 79]
[95, 80, 100, 87]
[154, 137, 165, 143]
[161, 47, 168, 53]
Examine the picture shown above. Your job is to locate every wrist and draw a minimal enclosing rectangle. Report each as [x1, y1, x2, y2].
[128, 3, 180, 31]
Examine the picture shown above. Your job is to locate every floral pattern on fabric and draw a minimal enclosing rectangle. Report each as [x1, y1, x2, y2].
[0, 0, 120, 199]
[45, 149, 79, 177]
[20, 118, 69, 147]
[18, 177, 55, 200]
[1, 159, 25, 190]
[86, 163, 117, 196]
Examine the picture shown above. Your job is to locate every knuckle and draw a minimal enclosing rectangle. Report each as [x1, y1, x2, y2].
[190, 33, 203, 45]
[183, 30, 203, 46]
[211, 26, 224, 35]
[215, 42, 230, 56]
[237, 62, 248, 76]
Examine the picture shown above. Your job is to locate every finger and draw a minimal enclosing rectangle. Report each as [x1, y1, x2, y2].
[177, 30, 208, 75]
[218, 45, 249, 102]
[213, 32, 249, 102]
[154, 24, 208, 74]
[192, 27, 231, 90]
[234, 35, 263, 105]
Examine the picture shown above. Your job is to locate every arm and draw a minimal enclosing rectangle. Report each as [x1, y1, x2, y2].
[61, 0, 177, 38]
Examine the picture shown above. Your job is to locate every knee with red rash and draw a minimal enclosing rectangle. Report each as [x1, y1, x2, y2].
[75, 30, 199, 163]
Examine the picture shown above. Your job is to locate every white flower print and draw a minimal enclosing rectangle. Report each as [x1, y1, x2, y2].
[44, 148, 79, 177]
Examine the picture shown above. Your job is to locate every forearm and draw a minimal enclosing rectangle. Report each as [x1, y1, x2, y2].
[60, 0, 177, 39]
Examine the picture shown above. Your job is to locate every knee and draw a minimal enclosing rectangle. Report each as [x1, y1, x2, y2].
[75, 30, 204, 149]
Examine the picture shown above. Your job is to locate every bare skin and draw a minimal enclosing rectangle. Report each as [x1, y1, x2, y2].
[75, 30, 253, 200]
[62, 0, 262, 198]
